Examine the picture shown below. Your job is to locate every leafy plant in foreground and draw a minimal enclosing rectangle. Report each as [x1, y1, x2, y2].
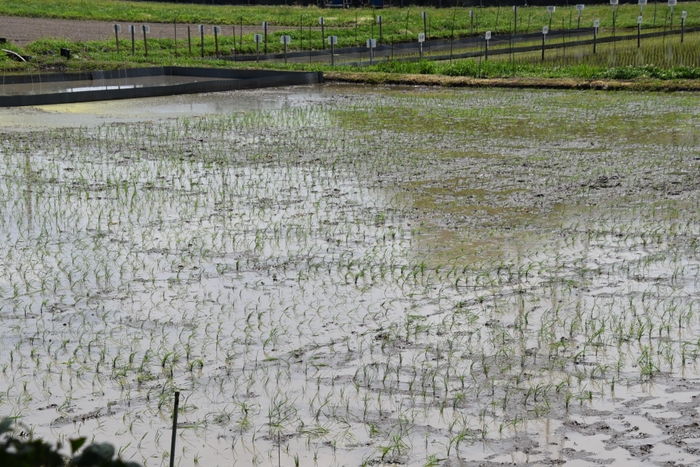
[0, 418, 141, 467]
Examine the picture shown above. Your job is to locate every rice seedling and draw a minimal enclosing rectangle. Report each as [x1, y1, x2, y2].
[0, 85, 699, 465]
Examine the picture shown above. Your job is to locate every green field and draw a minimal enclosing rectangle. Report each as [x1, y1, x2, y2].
[2, 0, 700, 82]
[2, 0, 699, 42]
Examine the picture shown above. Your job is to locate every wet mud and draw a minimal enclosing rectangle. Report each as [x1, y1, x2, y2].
[0, 85, 699, 466]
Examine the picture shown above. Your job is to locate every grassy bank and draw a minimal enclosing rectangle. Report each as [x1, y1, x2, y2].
[2, 2, 700, 90]
[3, 31, 700, 90]
[1, 0, 700, 42]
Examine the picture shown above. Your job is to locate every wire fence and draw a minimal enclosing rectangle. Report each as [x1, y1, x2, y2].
[221, 24, 700, 67]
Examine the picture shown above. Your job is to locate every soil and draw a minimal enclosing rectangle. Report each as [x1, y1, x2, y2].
[0, 85, 699, 466]
[0, 15, 293, 47]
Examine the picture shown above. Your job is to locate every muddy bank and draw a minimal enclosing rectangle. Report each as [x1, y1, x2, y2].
[326, 70, 700, 91]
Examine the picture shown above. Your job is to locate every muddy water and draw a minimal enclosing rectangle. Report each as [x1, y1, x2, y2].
[0, 75, 227, 96]
[0, 85, 328, 129]
[0, 85, 699, 467]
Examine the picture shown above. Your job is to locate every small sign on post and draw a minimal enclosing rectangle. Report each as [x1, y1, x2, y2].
[638, 0, 647, 13]
[377, 15, 383, 45]
[668, 0, 677, 31]
[681, 10, 687, 42]
[484, 30, 491, 61]
[328, 35, 337, 66]
[576, 4, 584, 28]
[418, 32, 425, 59]
[638, 15, 643, 47]
[281, 35, 291, 63]
[113, 24, 121, 53]
[547, 6, 556, 29]
[593, 19, 599, 53]
[254, 33, 262, 62]
[367, 38, 376, 64]
[542, 26, 548, 61]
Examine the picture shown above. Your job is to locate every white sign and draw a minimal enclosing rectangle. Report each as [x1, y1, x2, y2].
[280, 35, 291, 45]
[542, 26, 549, 34]
[254, 34, 263, 43]
[141, 25, 150, 33]
[129, 25, 135, 33]
[547, 6, 556, 14]
[421, 11, 426, 20]
[418, 33, 425, 42]
[113, 24, 121, 33]
[485, 31, 491, 40]
[593, 19, 600, 28]
[366, 38, 376, 48]
[638, 0, 647, 5]
[377, 15, 382, 23]
[638, 15, 643, 24]
[213, 26, 221, 34]
[610, 0, 618, 5]
[576, 4, 585, 11]
[682, 10, 687, 18]
[470, 10, 473, 18]
[328, 35, 338, 45]
[318, 17, 324, 26]
[668, 0, 676, 6]
[513, 5, 517, 12]
[198, 25, 204, 34]
[262, 21, 268, 29]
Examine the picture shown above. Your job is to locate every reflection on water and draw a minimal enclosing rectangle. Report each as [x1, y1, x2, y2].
[0, 75, 226, 96]
[0, 84, 330, 130]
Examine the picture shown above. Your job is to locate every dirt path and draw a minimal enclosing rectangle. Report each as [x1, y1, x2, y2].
[0, 15, 292, 47]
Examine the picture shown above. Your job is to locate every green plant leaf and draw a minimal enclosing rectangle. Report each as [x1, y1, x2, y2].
[0, 417, 14, 435]
[70, 437, 87, 454]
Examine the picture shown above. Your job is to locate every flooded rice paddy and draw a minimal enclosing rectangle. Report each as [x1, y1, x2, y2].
[1, 85, 700, 466]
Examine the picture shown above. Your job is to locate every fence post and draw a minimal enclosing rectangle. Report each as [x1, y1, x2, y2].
[142, 25, 149, 57]
[169, 392, 180, 467]
[319, 17, 325, 49]
[213, 26, 220, 57]
[199, 24, 204, 58]
[263, 21, 268, 54]
[114, 24, 120, 53]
